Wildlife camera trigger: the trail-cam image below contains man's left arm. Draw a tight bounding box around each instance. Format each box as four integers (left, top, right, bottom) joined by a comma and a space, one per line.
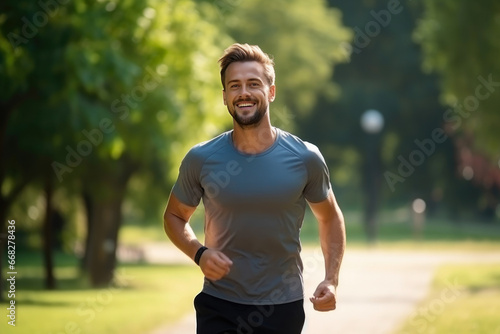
307, 188, 346, 312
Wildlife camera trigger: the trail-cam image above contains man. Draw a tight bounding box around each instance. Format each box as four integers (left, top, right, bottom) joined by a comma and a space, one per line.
164, 43, 346, 334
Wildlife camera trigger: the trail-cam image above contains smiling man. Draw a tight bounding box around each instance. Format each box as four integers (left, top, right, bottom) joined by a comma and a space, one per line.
164, 43, 346, 334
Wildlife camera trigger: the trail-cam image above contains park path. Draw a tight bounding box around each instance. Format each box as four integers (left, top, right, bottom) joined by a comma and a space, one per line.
130, 244, 500, 334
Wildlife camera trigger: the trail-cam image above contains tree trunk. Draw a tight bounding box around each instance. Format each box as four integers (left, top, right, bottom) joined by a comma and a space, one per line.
362, 133, 383, 243
0, 90, 36, 300
80, 191, 94, 272
80, 156, 136, 287
43, 175, 56, 290
84, 163, 135, 287
85, 189, 126, 287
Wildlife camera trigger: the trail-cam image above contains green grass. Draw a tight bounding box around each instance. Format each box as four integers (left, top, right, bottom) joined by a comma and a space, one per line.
395, 264, 500, 334
1, 251, 201, 334
342, 217, 500, 251
120, 224, 171, 245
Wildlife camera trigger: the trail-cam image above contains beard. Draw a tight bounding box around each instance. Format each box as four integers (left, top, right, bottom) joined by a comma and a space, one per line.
229, 99, 268, 128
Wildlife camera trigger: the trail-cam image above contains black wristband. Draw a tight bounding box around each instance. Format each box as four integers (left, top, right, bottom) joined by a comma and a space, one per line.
194, 246, 208, 265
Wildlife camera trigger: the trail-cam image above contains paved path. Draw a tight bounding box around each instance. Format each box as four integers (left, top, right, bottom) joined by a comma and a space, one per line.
134, 244, 500, 334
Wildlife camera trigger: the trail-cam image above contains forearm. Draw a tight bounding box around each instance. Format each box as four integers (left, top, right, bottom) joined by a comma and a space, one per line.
164, 209, 233, 280
164, 212, 203, 261
318, 214, 346, 287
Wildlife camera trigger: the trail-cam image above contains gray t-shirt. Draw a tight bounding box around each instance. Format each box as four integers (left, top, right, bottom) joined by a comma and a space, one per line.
172, 128, 331, 305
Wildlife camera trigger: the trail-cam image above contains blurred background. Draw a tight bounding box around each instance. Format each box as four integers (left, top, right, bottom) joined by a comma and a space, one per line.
1, 0, 500, 333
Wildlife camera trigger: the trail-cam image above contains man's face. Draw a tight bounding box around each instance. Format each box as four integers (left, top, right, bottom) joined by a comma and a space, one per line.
223, 61, 275, 128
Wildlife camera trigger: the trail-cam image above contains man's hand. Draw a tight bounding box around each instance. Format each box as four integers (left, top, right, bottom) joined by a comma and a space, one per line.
199, 249, 233, 281
310, 280, 337, 312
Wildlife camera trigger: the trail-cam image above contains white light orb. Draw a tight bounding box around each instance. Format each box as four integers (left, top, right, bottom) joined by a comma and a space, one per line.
361, 109, 384, 134
412, 198, 426, 214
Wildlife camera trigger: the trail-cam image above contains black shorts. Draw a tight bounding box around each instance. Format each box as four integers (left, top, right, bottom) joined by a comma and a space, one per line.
194, 292, 305, 334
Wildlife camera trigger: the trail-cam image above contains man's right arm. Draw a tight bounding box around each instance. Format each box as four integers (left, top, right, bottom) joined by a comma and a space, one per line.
163, 192, 202, 260
163, 192, 232, 280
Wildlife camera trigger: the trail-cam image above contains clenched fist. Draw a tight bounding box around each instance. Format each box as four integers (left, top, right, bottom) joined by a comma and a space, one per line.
199, 249, 233, 281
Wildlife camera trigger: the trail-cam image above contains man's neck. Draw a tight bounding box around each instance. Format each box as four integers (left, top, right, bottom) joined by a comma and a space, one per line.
231, 121, 277, 155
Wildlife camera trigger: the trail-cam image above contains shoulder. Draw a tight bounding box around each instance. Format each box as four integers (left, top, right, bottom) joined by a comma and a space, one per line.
278, 129, 325, 162
182, 131, 231, 166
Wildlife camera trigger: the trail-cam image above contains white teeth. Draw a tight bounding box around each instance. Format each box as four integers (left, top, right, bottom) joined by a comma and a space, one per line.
238, 103, 254, 107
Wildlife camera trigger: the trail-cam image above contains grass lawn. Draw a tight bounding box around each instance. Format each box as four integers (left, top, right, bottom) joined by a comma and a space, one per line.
395, 263, 500, 334
0, 251, 201, 334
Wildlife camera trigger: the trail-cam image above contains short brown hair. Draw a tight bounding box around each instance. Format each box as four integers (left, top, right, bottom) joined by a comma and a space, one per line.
218, 43, 275, 90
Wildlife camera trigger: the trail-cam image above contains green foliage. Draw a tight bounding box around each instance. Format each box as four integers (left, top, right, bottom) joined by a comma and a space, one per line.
1, 0, 233, 222
415, 0, 500, 156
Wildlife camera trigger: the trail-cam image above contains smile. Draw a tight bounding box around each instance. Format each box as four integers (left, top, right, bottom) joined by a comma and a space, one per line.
236, 102, 256, 108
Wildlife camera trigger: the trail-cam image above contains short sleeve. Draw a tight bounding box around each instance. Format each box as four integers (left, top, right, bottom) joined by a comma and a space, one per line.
171, 148, 204, 207
303, 143, 331, 203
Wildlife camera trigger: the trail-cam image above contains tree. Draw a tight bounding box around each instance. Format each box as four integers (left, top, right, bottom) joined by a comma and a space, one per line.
1, 0, 231, 288
414, 1, 500, 219
415, 0, 500, 158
